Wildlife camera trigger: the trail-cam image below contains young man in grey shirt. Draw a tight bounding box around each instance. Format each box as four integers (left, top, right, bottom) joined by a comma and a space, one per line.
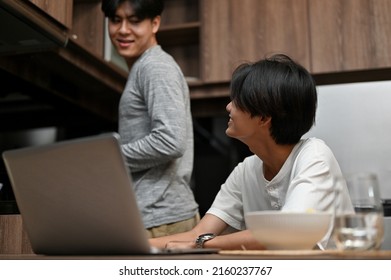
102, 0, 199, 236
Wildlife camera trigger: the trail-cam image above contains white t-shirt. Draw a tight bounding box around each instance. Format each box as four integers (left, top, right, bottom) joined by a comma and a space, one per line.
207, 138, 353, 230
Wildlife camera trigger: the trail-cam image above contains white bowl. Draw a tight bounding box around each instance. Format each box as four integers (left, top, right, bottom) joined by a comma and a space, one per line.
245, 211, 332, 250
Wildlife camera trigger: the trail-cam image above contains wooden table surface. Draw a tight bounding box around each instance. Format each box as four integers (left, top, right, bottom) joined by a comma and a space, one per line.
1, 250, 391, 260
2, 215, 391, 260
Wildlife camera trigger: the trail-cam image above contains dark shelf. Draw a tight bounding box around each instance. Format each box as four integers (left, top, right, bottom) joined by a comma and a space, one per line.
157, 22, 200, 47
313, 68, 391, 86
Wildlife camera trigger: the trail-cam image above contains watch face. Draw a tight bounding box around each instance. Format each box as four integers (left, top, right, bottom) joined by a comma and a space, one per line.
196, 233, 216, 248
200, 233, 215, 239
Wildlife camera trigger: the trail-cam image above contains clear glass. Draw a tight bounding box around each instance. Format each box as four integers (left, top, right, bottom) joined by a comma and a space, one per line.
332, 172, 384, 250
333, 173, 384, 250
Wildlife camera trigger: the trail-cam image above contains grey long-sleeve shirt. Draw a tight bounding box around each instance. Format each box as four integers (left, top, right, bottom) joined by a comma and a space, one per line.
118, 45, 198, 228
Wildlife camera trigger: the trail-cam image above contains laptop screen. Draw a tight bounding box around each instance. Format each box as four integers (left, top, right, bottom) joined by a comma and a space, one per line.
2, 133, 151, 255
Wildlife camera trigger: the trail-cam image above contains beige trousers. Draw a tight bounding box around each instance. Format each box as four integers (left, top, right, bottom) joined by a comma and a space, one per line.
146, 213, 200, 238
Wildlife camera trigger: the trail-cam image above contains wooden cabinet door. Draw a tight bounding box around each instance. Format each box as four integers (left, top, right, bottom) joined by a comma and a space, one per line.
72, 1, 105, 57
309, 0, 391, 74
29, 0, 73, 28
200, 0, 310, 82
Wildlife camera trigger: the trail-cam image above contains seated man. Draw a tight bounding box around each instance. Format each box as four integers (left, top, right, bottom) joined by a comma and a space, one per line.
150, 54, 353, 250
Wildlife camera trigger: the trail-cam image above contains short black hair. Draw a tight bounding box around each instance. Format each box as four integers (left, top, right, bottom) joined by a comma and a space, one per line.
230, 54, 317, 145
101, 0, 164, 19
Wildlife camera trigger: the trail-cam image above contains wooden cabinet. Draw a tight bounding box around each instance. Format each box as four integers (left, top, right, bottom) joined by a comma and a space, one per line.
3, 0, 391, 120
29, 0, 73, 28
158, 0, 201, 81
159, 0, 391, 85
309, 0, 391, 74
159, 0, 310, 83
12, 0, 391, 83
0, 0, 126, 123
71, 0, 105, 57
28, 0, 105, 57
201, 0, 310, 82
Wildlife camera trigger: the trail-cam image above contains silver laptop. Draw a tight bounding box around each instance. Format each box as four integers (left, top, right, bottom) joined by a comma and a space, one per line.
2, 133, 216, 255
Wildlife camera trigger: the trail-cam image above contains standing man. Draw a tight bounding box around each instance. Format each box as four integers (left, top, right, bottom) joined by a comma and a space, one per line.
101, 0, 199, 237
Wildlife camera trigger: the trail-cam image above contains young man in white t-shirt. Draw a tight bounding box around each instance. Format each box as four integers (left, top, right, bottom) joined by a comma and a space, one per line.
150, 54, 353, 250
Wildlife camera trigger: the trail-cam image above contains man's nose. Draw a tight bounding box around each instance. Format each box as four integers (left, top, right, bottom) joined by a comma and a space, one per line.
226, 101, 232, 112
119, 21, 131, 33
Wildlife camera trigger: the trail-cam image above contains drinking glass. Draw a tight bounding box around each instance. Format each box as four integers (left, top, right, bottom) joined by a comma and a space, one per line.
332, 172, 384, 250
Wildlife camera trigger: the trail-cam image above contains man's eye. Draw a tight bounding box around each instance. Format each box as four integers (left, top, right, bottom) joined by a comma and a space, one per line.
129, 18, 142, 24
110, 17, 121, 23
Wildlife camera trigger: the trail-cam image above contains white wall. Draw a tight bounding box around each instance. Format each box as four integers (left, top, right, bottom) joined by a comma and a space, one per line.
304, 81, 391, 199
103, 19, 128, 71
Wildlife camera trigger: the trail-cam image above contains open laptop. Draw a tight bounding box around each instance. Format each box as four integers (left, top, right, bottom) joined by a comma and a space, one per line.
2, 132, 217, 255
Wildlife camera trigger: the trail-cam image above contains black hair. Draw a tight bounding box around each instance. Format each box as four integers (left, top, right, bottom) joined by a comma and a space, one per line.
101, 0, 164, 19
230, 54, 317, 145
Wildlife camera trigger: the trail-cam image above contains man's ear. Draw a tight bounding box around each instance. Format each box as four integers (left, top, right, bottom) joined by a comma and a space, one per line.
152, 16, 161, 34
258, 116, 272, 127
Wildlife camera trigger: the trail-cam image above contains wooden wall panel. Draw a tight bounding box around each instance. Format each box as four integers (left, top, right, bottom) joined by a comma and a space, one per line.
309, 0, 391, 73
201, 0, 310, 82
0, 215, 34, 254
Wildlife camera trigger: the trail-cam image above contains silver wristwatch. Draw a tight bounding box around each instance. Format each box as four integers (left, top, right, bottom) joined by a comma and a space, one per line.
195, 233, 216, 248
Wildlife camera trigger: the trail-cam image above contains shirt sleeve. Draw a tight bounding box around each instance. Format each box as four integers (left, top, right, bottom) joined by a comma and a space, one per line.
282, 141, 341, 212
207, 160, 248, 230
